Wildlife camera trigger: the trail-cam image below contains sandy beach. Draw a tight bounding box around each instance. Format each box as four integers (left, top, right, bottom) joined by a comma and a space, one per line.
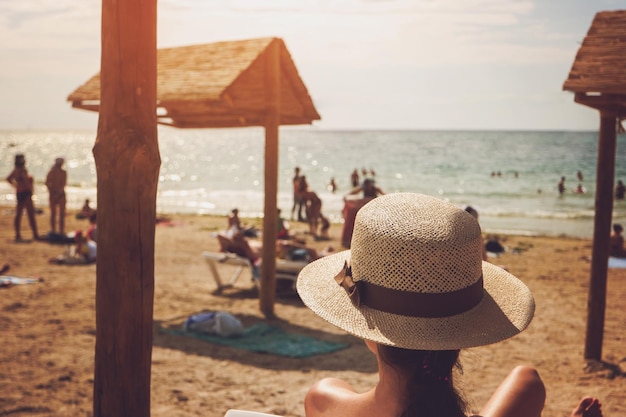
0, 206, 625, 417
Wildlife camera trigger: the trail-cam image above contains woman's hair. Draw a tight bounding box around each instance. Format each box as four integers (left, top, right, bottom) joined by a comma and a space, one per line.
377, 345, 468, 417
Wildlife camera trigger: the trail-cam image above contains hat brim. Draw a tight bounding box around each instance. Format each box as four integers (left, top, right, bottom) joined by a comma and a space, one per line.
296, 249, 535, 350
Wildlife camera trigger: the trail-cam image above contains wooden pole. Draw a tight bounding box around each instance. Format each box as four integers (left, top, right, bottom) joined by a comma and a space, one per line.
93, 0, 159, 416
260, 39, 280, 318
584, 112, 617, 361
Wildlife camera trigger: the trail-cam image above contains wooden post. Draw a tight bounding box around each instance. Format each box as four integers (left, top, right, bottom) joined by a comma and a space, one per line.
584, 112, 617, 361
260, 39, 280, 318
93, 1, 159, 416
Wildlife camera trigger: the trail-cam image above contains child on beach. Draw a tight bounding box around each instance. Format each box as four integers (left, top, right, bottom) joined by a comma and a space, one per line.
296, 193, 603, 417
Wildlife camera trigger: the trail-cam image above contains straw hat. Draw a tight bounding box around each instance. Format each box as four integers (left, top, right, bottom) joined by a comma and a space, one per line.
296, 193, 535, 350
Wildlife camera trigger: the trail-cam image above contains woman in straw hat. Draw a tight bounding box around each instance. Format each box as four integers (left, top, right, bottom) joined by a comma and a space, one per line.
296, 193, 602, 417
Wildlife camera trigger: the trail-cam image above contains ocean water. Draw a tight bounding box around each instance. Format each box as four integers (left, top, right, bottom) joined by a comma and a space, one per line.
2, 128, 626, 239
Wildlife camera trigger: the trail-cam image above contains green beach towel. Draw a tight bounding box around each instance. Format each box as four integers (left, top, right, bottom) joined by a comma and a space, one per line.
161, 323, 349, 358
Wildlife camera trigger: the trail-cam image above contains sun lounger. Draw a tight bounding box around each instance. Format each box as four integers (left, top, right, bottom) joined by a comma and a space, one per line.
202, 251, 307, 292
202, 251, 253, 290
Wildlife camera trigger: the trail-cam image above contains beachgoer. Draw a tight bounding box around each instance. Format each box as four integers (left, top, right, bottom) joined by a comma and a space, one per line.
277, 240, 334, 262
217, 231, 260, 263
277, 208, 291, 240
328, 177, 337, 194
464, 205, 489, 261
319, 213, 330, 240
77, 198, 95, 219
6, 153, 40, 241
296, 192, 603, 417
302, 190, 322, 238
577, 170, 584, 181
86, 212, 98, 242
350, 169, 360, 188
616, 180, 625, 200
291, 167, 306, 222
558, 176, 566, 195
296, 175, 309, 222
610, 223, 626, 258
346, 178, 384, 199
227, 208, 257, 238
45, 157, 67, 234
574, 183, 587, 194
49, 230, 97, 265
228, 208, 242, 232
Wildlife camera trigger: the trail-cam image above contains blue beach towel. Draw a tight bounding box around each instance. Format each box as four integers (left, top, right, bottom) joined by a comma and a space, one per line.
161, 322, 349, 358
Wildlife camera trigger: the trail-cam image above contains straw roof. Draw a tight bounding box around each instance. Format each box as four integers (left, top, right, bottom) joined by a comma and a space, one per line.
67, 37, 321, 128
563, 10, 626, 114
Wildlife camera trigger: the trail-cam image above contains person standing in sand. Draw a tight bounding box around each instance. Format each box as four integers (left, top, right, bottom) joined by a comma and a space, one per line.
45, 157, 67, 235
6, 153, 40, 242
302, 189, 322, 238
291, 167, 306, 222
297, 192, 603, 417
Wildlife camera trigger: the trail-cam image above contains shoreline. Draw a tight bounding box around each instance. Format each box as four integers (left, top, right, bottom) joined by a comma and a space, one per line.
0, 201, 596, 242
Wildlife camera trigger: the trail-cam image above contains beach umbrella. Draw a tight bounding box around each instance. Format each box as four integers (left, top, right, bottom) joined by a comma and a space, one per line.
68, 7, 320, 416
562, 9, 626, 362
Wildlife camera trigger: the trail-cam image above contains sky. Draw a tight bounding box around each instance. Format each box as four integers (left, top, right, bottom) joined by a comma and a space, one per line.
0, 0, 623, 131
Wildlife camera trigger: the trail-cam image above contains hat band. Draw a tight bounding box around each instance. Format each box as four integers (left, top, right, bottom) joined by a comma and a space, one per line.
335, 262, 484, 318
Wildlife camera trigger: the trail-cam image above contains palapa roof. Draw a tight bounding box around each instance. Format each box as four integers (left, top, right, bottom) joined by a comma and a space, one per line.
67, 37, 321, 128
563, 10, 626, 115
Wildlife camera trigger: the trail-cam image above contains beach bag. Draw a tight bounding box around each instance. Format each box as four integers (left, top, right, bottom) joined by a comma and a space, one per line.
183, 311, 244, 337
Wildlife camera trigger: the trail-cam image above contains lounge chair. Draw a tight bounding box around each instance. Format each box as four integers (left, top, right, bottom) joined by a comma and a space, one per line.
202, 251, 307, 292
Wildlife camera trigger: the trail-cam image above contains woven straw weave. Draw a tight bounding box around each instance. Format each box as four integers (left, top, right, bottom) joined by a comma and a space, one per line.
296, 193, 535, 350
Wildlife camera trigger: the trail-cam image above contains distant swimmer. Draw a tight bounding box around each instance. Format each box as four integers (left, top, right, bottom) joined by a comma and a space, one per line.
558, 176, 566, 195
574, 183, 587, 194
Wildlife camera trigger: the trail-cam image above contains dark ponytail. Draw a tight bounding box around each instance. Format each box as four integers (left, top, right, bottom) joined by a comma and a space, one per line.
377, 346, 467, 417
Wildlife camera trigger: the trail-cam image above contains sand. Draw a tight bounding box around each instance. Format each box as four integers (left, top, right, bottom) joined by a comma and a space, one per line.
0, 207, 625, 417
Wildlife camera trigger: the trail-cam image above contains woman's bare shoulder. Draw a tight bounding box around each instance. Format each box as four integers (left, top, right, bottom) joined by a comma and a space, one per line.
304, 378, 359, 417
308, 377, 357, 399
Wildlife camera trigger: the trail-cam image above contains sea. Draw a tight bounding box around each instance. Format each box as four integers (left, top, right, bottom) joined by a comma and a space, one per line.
2, 128, 626, 239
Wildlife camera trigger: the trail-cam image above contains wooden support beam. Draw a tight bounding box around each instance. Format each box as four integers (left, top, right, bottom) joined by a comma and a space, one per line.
93, 0, 159, 416
260, 39, 280, 318
584, 112, 617, 361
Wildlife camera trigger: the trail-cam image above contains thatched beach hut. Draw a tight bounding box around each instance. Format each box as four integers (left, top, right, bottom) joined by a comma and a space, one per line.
69, 37, 320, 128
68, 24, 319, 416
563, 9, 626, 361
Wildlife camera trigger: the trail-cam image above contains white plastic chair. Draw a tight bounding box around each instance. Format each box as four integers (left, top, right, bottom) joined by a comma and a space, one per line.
224, 410, 283, 417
